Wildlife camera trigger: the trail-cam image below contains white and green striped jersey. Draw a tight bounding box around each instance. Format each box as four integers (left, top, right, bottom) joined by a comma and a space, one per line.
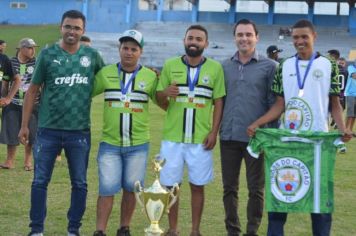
272, 53, 339, 131
248, 128, 341, 213
157, 56, 225, 144
93, 63, 158, 147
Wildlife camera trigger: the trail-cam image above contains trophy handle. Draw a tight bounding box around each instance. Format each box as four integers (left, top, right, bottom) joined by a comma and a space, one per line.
134, 181, 144, 208
167, 183, 180, 213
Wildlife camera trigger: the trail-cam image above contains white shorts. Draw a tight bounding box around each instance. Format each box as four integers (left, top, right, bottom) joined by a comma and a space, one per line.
158, 140, 213, 186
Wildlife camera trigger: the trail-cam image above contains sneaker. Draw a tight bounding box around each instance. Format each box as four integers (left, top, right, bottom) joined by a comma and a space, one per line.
117, 226, 131, 236
93, 230, 106, 236
68, 231, 80, 236
28, 233, 43, 236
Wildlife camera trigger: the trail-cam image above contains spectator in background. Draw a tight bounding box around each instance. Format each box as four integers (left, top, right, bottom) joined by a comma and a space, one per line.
345, 60, 356, 136
80, 35, 91, 46
0, 38, 39, 171
0, 40, 7, 54
0, 39, 9, 98
267, 45, 283, 63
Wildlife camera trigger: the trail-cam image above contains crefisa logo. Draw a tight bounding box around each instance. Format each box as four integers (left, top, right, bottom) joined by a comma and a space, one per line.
270, 157, 311, 203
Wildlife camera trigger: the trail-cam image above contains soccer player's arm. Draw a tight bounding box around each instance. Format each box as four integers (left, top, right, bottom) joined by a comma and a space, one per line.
150, 70, 168, 111
204, 64, 225, 150
18, 52, 44, 145
330, 62, 352, 142
156, 62, 179, 107
247, 64, 285, 137
92, 67, 106, 97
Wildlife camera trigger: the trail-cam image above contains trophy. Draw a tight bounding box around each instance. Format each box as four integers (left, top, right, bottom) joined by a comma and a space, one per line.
135, 158, 179, 236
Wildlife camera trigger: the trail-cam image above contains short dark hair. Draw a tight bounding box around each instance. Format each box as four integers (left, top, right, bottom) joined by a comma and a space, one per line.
185, 24, 209, 40
61, 10, 86, 28
80, 35, 91, 43
233, 19, 258, 36
328, 49, 340, 59
292, 19, 315, 33
0, 40, 5, 45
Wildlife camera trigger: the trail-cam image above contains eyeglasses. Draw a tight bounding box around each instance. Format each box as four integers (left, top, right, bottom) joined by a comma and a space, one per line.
62, 24, 83, 32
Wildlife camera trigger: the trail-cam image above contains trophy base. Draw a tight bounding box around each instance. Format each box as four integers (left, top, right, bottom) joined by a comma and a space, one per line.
144, 225, 164, 236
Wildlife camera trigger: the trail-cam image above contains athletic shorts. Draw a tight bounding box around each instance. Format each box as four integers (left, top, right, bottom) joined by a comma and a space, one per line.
97, 142, 149, 196
158, 140, 213, 186
346, 96, 356, 117
0, 103, 38, 145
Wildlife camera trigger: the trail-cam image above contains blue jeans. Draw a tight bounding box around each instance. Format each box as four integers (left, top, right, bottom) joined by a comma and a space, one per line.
97, 142, 149, 195
29, 128, 91, 233
267, 212, 332, 236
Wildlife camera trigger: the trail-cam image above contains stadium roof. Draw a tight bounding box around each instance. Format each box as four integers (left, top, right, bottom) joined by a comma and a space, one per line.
222, 0, 355, 3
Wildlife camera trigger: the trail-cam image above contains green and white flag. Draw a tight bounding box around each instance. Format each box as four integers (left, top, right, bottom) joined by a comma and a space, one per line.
247, 128, 341, 213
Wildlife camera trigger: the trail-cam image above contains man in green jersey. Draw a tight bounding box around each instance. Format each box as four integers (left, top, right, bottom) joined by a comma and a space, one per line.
156, 25, 225, 236
18, 10, 105, 236
92, 30, 160, 236
247, 19, 352, 236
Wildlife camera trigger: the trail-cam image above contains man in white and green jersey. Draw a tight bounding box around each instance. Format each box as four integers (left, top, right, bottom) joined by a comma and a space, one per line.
92, 30, 160, 236
18, 10, 104, 236
247, 20, 352, 236
0, 38, 39, 171
156, 25, 225, 236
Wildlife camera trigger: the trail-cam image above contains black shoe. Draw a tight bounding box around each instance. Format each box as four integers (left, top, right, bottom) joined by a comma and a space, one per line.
117, 226, 131, 236
93, 230, 106, 236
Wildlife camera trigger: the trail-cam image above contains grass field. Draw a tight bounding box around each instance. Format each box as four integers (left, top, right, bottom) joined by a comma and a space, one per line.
0, 25, 356, 236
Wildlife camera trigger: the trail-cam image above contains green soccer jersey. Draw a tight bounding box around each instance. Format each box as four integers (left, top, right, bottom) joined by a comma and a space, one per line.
32, 44, 104, 130
157, 56, 225, 144
93, 64, 158, 147
248, 128, 341, 213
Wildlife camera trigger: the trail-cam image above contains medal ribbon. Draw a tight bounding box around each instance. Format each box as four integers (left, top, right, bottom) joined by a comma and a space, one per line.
117, 63, 140, 96
185, 57, 204, 92
295, 52, 317, 91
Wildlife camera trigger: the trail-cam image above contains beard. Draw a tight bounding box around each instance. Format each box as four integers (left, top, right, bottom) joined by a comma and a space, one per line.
185, 45, 204, 57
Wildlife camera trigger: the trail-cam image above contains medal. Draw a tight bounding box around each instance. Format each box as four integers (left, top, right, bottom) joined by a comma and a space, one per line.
295, 52, 317, 98
298, 89, 304, 97
117, 63, 140, 102
186, 56, 203, 101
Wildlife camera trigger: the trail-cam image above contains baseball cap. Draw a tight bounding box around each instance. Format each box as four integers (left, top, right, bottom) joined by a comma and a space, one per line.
17, 38, 38, 48
267, 45, 282, 54
119, 29, 144, 48
327, 49, 340, 59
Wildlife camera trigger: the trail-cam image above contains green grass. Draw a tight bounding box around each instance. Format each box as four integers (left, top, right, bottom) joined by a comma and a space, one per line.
0, 25, 60, 57
0, 25, 356, 236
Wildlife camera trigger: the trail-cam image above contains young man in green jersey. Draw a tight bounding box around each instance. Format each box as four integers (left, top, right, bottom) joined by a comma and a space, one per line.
18, 10, 105, 236
92, 30, 160, 236
247, 19, 352, 236
156, 25, 226, 236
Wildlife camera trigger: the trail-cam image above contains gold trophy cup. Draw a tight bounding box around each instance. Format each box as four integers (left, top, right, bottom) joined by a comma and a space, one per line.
135, 158, 179, 236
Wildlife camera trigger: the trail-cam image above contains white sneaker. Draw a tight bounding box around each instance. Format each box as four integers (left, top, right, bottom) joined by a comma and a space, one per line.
68, 232, 79, 236
29, 233, 43, 236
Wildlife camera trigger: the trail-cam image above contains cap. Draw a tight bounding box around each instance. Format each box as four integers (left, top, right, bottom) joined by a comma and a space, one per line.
119, 30, 144, 48
17, 38, 38, 49
327, 49, 340, 59
267, 45, 282, 54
